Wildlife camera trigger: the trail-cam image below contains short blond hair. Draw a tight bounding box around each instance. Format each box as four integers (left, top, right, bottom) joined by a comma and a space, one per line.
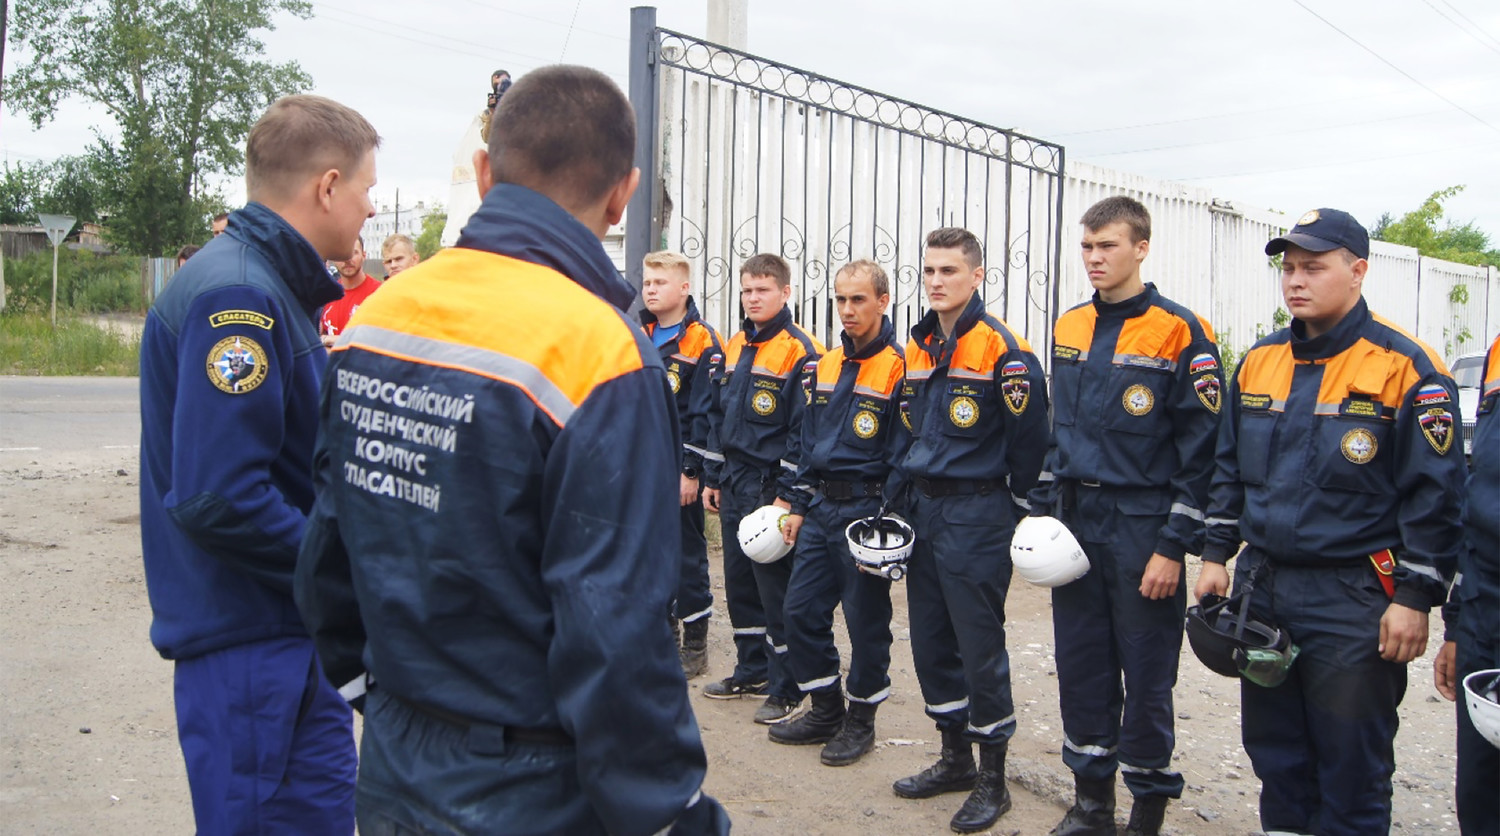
246, 95, 381, 203
643, 250, 690, 279
382, 233, 415, 256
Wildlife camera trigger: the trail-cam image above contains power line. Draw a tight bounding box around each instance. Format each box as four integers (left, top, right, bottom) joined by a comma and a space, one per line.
315, 1, 556, 67
1291, 0, 1500, 135
1438, 0, 1500, 50
1174, 137, 1500, 181
451, 0, 627, 43
559, 0, 584, 60
1420, 0, 1500, 58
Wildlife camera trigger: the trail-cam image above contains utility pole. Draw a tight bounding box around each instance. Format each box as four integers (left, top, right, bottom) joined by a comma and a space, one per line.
707, 0, 747, 48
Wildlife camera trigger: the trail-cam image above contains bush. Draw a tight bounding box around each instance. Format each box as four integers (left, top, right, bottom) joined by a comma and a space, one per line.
2, 248, 145, 316
0, 314, 140, 375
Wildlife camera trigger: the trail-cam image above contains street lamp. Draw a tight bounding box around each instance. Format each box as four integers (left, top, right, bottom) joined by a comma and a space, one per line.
37, 214, 75, 327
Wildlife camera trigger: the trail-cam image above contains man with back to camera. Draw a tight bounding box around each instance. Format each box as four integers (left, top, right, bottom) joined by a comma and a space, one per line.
702, 252, 824, 725
138, 94, 378, 833
640, 249, 725, 678
294, 65, 729, 835
1028, 196, 1223, 836
380, 233, 421, 278
1195, 209, 1466, 835
770, 259, 905, 767
1435, 330, 1499, 835
319, 236, 380, 346
891, 227, 1050, 834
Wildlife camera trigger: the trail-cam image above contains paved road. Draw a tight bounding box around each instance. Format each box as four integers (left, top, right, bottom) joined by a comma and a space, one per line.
0, 376, 140, 454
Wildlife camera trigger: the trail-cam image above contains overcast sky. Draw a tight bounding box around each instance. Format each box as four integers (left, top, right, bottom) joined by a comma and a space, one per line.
4, 0, 1499, 242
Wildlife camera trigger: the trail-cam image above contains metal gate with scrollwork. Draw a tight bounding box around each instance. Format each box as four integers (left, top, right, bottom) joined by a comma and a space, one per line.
624, 8, 1067, 351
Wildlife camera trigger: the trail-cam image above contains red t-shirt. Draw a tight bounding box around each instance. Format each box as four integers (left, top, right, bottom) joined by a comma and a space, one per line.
319, 275, 382, 337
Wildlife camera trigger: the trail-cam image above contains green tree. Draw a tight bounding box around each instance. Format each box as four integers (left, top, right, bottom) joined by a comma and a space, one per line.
6, 0, 313, 255
0, 156, 111, 227
1373, 186, 1500, 267
416, 208, 447, 260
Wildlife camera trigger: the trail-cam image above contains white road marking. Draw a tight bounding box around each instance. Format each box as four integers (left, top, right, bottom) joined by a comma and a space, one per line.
100, 445, 139, 449
0, 447, 42, 451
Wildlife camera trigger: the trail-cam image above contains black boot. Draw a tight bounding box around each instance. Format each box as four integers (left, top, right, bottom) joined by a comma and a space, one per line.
892, 727, 976, 799
679, 618, 708, 679
949, 742, 1012, 833
1124, 795, 1168, 836
768, 687, 844, 744
821, 701, 877, 766
1049, 775, 1116, 836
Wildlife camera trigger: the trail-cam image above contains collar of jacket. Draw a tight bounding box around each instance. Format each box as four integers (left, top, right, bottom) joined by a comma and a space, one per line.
743, 305, 793, 344
841, 316, 897, 360
912, 291, 985, 350
228, 202, 344, 312
456, 183, 635, 312
639, 295, 704, 331
1290, 296, 1369, 360
1093, 282, 1157, 319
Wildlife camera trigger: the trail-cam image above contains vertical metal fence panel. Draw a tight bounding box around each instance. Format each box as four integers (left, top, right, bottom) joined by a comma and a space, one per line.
1365, 242, 1422, 340
649, 29, 1066, 351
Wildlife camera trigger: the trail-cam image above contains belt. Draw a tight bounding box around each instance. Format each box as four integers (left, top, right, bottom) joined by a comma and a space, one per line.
397, 695, 573, 747
819, 479, 883, 500
914, 477, 1004, 498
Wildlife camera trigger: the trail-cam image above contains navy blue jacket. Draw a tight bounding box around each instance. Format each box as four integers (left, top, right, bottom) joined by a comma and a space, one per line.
295, 184, 722, 835
138, 202, 342, 660
1203, 299, 1465, 610
1444, 333, 1500, 642
642, 297, 724, 476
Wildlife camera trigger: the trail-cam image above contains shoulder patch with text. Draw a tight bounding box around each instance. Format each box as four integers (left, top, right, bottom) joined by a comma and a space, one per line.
208, 310, 274, 330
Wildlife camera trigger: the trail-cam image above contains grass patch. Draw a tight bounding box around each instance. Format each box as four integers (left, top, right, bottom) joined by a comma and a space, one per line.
0, 315, 140, 376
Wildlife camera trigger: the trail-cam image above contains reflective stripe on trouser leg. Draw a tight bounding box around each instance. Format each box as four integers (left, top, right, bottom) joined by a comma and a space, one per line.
674, 495, 713, 622
783, 508, 843, 694
906, 494, 1017, 740
1239, 560, 1403, 836
826, 499, 894, 704
750, 552, 797, 701
716, 476, 769, 684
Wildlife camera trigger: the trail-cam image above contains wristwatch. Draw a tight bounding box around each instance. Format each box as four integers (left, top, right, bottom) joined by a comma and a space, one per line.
682, 465, 700, 479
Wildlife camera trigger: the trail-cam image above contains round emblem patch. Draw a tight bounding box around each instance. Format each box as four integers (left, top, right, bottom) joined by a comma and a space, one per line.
1341, 427, 1378, 464
206, 336, 269, 394
1122, 384, 1154, 416
752, 390, 777, 416
1296, 209, 1321, 227
949, 396, 979, 428
667, 370, 681, 394
852, 409, 879, 439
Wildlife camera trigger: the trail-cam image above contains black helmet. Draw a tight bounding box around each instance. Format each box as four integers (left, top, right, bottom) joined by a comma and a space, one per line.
1186, 593, 1299, 687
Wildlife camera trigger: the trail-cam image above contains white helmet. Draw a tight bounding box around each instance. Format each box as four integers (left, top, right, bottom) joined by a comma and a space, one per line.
739, 505, 793, 564
845, 514, 915, 581
1464, 669, 1500, 750
1010, 515, 1090, 587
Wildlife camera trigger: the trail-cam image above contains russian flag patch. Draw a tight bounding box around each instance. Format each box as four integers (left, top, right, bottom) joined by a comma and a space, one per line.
1189, 353, 1218, 374
1414, 384, 1450, 406
1001, 360, 1028, 377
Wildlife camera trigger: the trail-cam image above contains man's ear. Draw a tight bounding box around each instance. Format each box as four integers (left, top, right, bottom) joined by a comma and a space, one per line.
474, 149, 494, 198
317, 169, 340, 211
604, 167, 641, 227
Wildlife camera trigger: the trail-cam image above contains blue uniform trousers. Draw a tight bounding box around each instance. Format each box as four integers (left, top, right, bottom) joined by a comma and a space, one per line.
718, 458, 797, 700
783, 497, 894, 702
173, 636, 355, 835
355, 689, 732, 836
1455, 591, 1500, 836
906, 491, 1017, 741
1053, 485, 1185, 798
1235, 553, 1406, 836
674, 494, 714, 624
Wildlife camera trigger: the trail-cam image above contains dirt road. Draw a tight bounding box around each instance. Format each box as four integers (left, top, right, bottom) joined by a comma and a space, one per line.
0, 440, 1464, 834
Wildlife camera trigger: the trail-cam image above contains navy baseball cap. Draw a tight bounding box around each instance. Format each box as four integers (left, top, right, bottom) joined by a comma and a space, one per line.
1265, 208, 1369, 260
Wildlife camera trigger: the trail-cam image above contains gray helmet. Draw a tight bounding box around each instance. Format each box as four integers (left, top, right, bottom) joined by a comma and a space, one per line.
1186, 593, 1299, 687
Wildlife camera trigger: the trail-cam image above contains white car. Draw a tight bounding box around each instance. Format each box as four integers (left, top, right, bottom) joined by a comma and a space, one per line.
1452, 351, 1484, 458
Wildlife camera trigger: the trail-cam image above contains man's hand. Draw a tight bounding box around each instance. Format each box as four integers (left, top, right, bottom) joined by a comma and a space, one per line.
782, 514, 803, 546
703, 488, 720, 513
1434, 640, 1458, 701
1378, 602, 1429, 663
772, 497, 791, 511
1194, 561, 1230, 601
679, 475, 700, 507
1139, 553, 1181, 600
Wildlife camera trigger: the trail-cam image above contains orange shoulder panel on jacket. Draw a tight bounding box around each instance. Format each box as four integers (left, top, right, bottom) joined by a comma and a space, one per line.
679, 321, 719, 358
854, 347, 905, 398
1369, 313, 1450, 375
339, 248, 644, 411
1316, 339, 1415, 413
816, 347, 847, 387
1487, 334, 1500, 395
1053, 305, 1098, 351
1237, 341, 1295, 407
1114, 305, 1195, 364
